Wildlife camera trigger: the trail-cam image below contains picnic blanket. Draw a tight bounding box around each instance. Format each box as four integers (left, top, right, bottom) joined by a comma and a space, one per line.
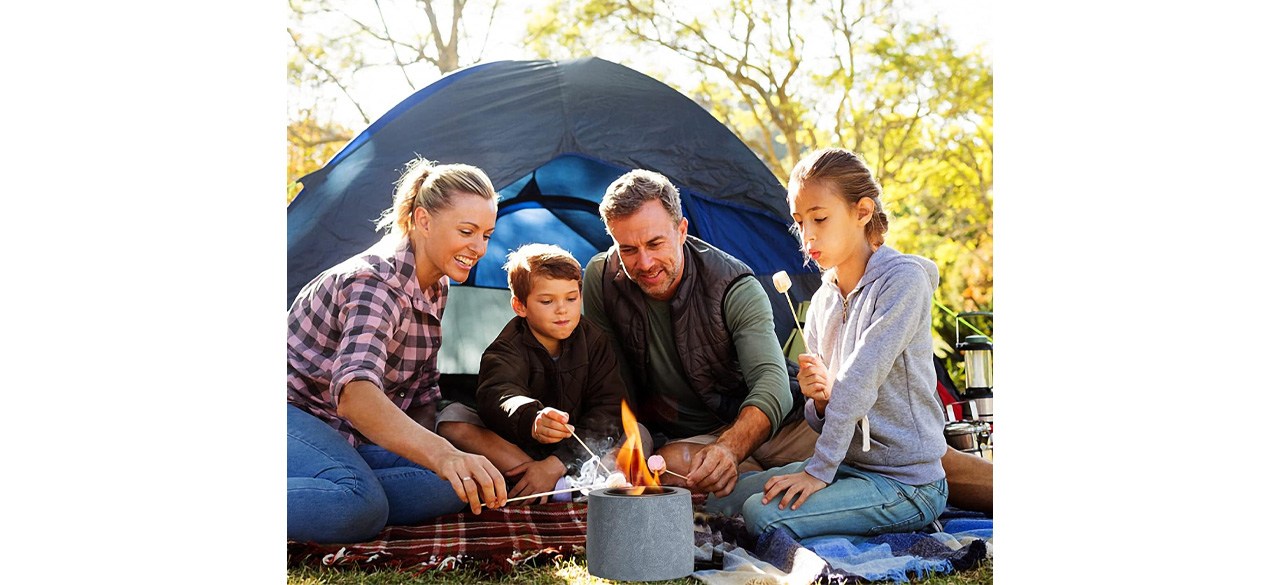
284, 499, 748, 575
287, 502, 588, 575
691, 509, 992, 584
288, 498, 992, 582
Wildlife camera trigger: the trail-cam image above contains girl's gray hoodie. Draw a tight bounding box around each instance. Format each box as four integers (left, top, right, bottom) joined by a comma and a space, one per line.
802, 245, 947, 486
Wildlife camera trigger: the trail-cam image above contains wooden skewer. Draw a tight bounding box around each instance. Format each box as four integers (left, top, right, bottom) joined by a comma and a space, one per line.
570, 430, 613, 476
659, 468, 690, 481
482, 486, 585, 507
772, 271, 807, 353
782, 289, 808, 353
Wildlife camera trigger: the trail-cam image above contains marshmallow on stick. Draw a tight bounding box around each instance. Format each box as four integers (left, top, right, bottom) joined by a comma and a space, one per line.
771, 271, 807, 353
774, 271, 870, 451
604, 472, 631, 488
647, 454, 690, 481
491, 471, 633, 507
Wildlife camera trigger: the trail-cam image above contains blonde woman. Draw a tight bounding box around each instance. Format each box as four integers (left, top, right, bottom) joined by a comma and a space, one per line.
287, 158, 507, 543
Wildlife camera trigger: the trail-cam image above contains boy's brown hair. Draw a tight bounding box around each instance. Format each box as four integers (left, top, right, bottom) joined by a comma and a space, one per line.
502, 243, 582, 302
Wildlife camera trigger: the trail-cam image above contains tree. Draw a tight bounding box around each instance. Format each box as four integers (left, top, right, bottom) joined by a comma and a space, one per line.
526, 0, 992, 384
286, 0, 506, 201
287, 115, 351, 204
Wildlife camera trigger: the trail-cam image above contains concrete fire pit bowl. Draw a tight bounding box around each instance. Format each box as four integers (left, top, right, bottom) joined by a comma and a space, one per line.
586, 486, 694, 581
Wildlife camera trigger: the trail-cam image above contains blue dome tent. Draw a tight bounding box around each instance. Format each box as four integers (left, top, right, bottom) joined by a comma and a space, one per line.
288, 57, 821, 377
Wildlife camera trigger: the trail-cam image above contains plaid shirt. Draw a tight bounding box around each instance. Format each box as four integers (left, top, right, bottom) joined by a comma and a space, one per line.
287, 235, 448, 446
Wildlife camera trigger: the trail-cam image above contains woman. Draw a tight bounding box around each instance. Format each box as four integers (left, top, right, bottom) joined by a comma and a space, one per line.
287, 158, 508, 544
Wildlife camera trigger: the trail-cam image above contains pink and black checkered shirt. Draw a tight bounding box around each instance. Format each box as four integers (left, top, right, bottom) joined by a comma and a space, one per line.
287, 235, 448, 446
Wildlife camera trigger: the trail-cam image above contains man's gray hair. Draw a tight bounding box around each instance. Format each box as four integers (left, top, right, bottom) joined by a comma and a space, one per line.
599, 169, 683, 227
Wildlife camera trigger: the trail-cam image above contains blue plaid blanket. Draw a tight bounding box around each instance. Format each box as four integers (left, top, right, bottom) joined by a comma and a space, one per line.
692, 509, 991, 584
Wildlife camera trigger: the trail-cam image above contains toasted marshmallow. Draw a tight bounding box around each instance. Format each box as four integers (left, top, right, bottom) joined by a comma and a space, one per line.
647, 454, 667, 474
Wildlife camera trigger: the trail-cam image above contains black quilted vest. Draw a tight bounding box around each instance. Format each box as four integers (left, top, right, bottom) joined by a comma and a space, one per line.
600, 236, 755, 425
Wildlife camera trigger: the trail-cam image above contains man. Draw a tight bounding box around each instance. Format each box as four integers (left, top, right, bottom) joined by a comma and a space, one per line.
582, 169, 818, 498
583, 169, 992, 514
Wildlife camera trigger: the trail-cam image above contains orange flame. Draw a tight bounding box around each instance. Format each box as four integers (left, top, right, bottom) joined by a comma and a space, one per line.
616, 400, 660, 494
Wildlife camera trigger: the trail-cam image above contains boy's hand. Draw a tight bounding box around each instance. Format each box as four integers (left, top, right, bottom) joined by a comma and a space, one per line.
532, 407, 574, 444
797, 353, 831, 415
505, 457, 566, 503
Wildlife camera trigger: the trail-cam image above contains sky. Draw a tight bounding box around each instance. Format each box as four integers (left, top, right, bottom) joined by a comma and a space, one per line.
6, 1, 1280, 582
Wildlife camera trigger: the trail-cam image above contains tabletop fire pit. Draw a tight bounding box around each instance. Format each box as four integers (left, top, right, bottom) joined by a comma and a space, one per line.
585, 485, 694, 581
585, 401, 696, 581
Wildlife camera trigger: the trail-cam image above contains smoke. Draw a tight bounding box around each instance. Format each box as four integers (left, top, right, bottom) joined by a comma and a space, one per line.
566, 456, 608, 495
565, 435, 629, 494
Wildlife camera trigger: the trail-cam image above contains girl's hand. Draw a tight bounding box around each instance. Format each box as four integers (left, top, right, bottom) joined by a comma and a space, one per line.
761, 471, 829, 511
505, 457, 566, 504
532, 407, 574, 444
797, 353, 830, 412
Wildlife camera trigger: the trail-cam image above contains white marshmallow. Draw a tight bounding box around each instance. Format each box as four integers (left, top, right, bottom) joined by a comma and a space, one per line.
604, 472, 631, 488
772, 271, 792, 293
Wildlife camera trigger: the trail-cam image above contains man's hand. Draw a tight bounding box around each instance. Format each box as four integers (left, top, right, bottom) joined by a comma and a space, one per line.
532, 407, 574, 444
682, 406, 773, 497
761, 470, 829, 511
505, 457, 566, 503
685, 443, 740, 497
797, 353, 831, 415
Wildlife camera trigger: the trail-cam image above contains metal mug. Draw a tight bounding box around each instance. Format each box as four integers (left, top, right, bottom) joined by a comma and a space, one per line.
944, 420, 989, 453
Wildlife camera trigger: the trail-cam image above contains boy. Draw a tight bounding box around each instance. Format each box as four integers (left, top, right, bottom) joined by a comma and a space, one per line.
438, 244, 626, 502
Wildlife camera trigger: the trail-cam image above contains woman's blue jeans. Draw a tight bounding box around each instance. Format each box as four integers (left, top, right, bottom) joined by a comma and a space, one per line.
707, 460, 948, 539
287, 404, 464, 543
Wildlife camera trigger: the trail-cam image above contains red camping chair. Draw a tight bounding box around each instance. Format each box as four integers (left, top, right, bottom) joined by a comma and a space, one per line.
934, 356, 964, 422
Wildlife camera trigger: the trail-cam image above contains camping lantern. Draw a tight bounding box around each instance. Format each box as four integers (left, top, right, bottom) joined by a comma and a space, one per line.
958, 334, 993, 392
955, 312, 994, 425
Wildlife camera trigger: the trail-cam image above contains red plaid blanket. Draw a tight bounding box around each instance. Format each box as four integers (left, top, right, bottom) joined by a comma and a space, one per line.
287, 502, 589, 575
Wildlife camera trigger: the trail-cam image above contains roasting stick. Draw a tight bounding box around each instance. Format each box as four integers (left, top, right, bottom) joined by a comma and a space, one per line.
771, 272, 807, 353
482, 474, 633, 507
647, 454, 690, 481
482, 487, 585, 507
570, 430, 613, 476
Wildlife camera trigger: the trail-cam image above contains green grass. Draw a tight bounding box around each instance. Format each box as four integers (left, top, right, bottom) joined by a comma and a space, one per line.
286, 557, 992, 584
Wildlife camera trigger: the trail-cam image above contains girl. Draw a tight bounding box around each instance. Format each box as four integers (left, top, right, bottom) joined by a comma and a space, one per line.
711, 147, 948, 538
287, 158, 508, 544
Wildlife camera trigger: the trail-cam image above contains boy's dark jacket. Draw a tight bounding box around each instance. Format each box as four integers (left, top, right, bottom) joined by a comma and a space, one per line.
476, 316, 625, 470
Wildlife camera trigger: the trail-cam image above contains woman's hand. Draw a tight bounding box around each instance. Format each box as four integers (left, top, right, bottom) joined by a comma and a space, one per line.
505, 456, 567, 503
532, 407, 574, 444
436, 448, 509, 514
797, 353, 831, 415
761, 470, 829, 511
334, 381, 509, 513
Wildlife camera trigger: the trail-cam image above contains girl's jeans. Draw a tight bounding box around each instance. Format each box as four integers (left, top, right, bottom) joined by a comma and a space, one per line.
287, 404, 464, 543
708, 459, 948, 539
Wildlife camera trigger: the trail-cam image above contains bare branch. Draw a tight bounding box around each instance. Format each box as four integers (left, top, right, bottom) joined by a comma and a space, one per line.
471, 0, 502, 62
418, 0, 449, 67
288, 28, 371, 125
373, 0, 419, 91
